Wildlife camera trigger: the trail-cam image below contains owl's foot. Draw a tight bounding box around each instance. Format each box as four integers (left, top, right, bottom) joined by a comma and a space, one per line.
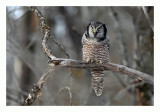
96, 60, 103, 64
86, 59, 104, 64
86, 59, 96, 63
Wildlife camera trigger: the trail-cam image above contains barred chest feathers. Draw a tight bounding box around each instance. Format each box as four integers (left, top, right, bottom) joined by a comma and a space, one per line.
82, 33, 110, 64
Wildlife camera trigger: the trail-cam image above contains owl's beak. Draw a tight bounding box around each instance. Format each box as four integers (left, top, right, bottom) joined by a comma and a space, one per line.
93, 30, 97, 34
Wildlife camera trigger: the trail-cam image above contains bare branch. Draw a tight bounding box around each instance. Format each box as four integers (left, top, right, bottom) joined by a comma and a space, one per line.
22, 57, 153, 105
48, 58, 153, 85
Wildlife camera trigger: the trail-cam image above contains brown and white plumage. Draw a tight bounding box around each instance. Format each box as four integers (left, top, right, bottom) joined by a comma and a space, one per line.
82, 21, 110, 96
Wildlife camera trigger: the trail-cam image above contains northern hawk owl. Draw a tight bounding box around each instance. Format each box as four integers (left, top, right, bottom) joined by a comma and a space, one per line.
82, 21, 110, 96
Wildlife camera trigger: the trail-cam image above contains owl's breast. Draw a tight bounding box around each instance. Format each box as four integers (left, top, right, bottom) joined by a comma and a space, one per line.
82, 40, 109, 63
82, 32, 109, 63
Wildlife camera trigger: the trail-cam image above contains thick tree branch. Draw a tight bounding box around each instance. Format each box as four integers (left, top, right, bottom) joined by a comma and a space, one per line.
48, 58, 153, 84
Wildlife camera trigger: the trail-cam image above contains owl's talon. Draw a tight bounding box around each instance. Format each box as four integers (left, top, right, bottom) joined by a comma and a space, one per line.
95, 60, 103, 64
90, 59, 95, 63
86, 59, 95, 63
86, 59, 90, 63
96, 60, 100, 63
99, 61, 103, 64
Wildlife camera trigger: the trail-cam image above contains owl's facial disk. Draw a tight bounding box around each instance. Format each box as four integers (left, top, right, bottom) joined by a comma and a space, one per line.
87, 21, 107, 41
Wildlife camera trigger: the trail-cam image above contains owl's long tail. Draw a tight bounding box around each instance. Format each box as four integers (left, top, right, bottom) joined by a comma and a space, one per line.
91, 68, 104, 96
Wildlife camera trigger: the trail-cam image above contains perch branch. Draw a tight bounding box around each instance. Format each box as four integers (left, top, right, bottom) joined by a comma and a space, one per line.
22, 57, 153, 105
22, 6, 153, 106
48, 58, 153, 84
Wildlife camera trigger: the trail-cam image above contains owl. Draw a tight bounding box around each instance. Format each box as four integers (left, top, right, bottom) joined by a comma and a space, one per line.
82, 21, 110, 96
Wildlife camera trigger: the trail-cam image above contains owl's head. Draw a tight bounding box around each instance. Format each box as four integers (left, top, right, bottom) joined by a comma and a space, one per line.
87, 21, 107, 41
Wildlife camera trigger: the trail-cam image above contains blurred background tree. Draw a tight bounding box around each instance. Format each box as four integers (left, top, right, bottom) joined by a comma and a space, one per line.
6, 6, 153, 106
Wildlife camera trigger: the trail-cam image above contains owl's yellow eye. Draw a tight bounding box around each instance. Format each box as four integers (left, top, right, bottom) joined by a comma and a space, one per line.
98, 28, 101, 31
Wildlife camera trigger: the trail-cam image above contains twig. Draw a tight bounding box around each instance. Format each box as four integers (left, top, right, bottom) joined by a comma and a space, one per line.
50, 35, 70, 59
